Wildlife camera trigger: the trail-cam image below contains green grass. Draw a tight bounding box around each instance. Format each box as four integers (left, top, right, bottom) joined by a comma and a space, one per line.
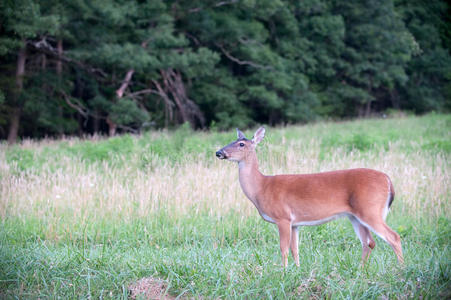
5, 113, 450, 171
1, 213, 449, 298
1, 113, 450, 298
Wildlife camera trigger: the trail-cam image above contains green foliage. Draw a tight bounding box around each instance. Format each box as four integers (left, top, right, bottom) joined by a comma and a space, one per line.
395, 0, 451, 113
421, 140, 451, 154
69, 135, 135, 163
0, 0, 449, 139
319, 133, 383, 160
5, 147, 35, 171
323, 133, 383, 152
109, 98, 149, 126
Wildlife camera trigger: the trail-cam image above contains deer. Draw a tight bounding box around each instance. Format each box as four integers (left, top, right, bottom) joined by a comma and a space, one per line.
215, 127, 403, 267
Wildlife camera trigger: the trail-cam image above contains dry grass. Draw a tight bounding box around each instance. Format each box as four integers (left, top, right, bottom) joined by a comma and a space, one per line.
128, 277, 174, 300
1, 137, 449, 226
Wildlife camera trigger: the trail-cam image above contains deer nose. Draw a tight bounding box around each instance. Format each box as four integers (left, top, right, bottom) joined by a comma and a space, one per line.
216, 150, 224, 159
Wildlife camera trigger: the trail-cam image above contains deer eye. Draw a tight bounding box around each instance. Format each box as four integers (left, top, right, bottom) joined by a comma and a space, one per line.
239, 142, 245, 147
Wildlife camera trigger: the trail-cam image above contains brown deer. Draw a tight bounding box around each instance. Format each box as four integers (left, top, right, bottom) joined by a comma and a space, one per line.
215, 127, 403, 267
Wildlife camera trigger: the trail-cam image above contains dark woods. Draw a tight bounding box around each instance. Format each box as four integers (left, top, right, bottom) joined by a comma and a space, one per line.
0, 0, 450, 142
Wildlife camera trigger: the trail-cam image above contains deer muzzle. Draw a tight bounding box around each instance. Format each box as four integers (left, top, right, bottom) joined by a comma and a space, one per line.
216, 150, 226, 159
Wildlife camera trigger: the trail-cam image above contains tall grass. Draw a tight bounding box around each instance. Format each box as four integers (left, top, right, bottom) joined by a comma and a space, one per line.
0, 114, 450, 298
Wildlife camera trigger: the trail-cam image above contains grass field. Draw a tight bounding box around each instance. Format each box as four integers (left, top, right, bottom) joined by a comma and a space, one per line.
1, 114, 450, 299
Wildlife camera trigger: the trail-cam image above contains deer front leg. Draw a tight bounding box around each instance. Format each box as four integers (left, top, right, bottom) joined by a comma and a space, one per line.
290, 226, 300, 267
277, 221, 292, 267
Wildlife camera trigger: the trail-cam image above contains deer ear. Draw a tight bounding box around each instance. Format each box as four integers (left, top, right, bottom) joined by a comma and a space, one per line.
236, 128, 246, 140
252, 127, 265, 145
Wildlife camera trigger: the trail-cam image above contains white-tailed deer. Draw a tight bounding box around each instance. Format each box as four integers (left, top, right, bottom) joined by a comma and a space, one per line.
215, 127, 403, 267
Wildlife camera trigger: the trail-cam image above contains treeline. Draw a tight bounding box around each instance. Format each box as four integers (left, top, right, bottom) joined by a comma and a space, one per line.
0, 0, 450, 142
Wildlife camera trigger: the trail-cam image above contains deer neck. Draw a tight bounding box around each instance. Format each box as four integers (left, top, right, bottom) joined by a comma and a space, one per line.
238, 151, 265, 207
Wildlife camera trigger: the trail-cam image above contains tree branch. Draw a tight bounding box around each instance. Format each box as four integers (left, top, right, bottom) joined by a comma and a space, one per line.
214, 0, 239, 7
60, 91, 89, 118
188, 0, 238, 13
27, 39, 107, 77
116, 123, 139, 134
216, 43, 273, 70
152, 79, 175, 126
127, 88, 161, 98
60, 90, 105, 124
116, 69, 135, 98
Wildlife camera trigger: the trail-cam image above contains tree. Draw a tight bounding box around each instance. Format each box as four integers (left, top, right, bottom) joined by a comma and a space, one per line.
329, 0, 414, 116
175, 0, 318, 126
0, 0, 449, 141
0, 0, 62, 142
70, 0, 219, 134
395, 0, 451, 112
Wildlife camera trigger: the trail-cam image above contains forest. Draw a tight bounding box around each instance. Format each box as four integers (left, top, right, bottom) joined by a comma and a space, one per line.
0, 0, 450, 142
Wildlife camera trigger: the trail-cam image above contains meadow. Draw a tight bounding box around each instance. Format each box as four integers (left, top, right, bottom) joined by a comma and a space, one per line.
0, 114, 450, 299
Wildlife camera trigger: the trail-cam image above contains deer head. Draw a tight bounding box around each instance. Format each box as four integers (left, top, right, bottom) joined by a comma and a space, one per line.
215, 127, 265, 162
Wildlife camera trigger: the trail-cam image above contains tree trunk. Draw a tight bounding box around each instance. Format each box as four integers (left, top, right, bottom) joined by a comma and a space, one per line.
162, 69, 190, 124
75, 73, 85, 135
106, 117, 117, 136
357, 104, 364, 117
56, 39, 64, 138
57, 39, 64, 136
159, 69, 204, 128
77, 113, 83, 136
7, 44, 27, 144
390, 89, 400, 110
41, 53, 47, 69
365, 100, 372, 117
56, 39, 63, 75
365, 78, 373, 117
93, 112, 100, 134
7, 108, 21, 144
106, 68, 135, 136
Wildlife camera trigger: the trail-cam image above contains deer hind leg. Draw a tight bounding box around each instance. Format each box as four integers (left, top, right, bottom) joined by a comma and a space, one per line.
290, 226, 300, 267
276, 221, 292, 267
349, 216, 376, 263
357, 216, 404, 264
